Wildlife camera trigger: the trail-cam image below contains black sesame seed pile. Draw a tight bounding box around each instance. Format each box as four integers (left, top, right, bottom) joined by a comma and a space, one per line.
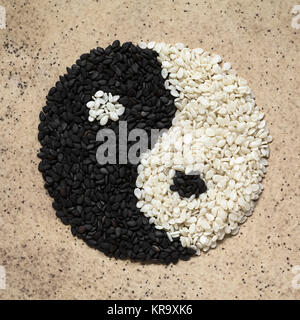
170, 171, 207, 199
37, 40, 195, 264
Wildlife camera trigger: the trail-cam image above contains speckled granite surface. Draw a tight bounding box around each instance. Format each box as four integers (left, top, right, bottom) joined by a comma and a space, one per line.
0, 0, 299, 300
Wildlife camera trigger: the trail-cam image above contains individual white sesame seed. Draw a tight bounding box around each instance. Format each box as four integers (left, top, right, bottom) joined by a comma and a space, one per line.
167, 232, 173, 242
95, 90, 104, 98
161, 68, 168, 79
86, 101, 95, 108
200, 220, 211, 230
231, 227, 240, 236
103, 93, 108, 102
223, 62, 232, 71
176, 68, 184, 79
170, 90, 180, 97
106, 102, 115, 112
100, 114, 109, 126
93, 99, 101, 108
235, 157, 244, 164
110, 112, 119, 121
134, 188, 142, 199
154, 42, 162, 53
95, 109, 104, 116
200, 235, 209, 245
116, 106, 125, 116
89, 109, 97, 117
206, 128, 215, 137
136, 201, 144, 209
212, 54, 222, 64
139, 41, 147, 49
217, 139, 226, 148
175, 42, 185, 50
250, 139, 262, 148
162, 61, 172, 68
183, 133, 193, 145
148, 41, 155, 49
98, 98, 107, 105
111, 95, 119, 103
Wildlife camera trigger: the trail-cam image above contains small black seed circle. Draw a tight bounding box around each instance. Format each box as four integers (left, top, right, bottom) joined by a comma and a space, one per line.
170, 170, 207, 199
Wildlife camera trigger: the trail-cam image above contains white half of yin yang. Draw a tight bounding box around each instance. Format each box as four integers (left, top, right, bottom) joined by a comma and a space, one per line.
134, 42, 272, 255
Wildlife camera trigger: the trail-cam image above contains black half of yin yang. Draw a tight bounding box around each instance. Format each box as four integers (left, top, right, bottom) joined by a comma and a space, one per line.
38, 41, 196, 264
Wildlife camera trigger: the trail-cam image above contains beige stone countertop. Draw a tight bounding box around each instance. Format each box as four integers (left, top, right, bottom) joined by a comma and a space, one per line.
0, 0, 299, 300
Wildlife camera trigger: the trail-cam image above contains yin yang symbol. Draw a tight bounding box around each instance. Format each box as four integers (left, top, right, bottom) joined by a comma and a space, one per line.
38, 40, 271, 264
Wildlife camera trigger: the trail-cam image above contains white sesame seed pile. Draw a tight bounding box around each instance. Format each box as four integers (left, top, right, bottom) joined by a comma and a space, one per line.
87, 90, 125, 126
135, 42, 272, 255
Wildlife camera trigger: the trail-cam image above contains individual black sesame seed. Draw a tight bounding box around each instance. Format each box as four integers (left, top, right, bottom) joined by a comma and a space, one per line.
112, 40, 120, 48
37, 41, 195, 264
39, 112, 46, 121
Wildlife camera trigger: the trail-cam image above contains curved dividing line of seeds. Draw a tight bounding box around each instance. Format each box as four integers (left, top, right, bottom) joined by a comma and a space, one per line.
135, 41, 272, 255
